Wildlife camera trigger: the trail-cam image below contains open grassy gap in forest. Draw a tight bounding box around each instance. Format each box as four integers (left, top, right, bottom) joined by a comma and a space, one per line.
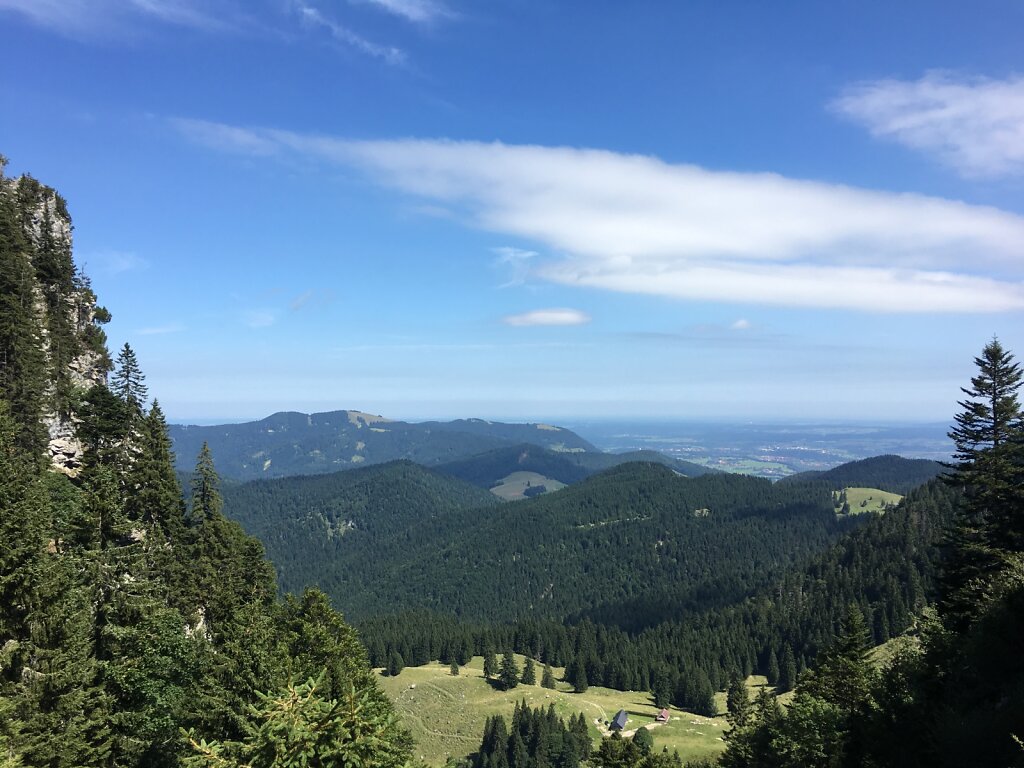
376, 655, 731, 765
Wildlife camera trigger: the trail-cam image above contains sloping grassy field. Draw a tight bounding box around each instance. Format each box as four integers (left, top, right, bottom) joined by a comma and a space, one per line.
835, 486, 903, 515
376, 655, 730, 765
490, 471, 567, 500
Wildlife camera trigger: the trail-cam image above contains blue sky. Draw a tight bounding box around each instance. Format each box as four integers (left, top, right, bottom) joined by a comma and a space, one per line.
3, 0, 1024, 423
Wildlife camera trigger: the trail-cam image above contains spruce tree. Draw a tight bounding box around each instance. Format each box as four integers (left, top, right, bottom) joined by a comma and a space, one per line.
541, 663, 555, 689
942, 338, 1024, 627
520, 657, 536, 686
483, 646, 497, 678
111, 342, 149, 415
802, 604, 874, 719
190, 442, 222, 525
778, 645, 798, 694
499, 652, 520, 691
726, 673, 751, 729
632, 725, 654, 755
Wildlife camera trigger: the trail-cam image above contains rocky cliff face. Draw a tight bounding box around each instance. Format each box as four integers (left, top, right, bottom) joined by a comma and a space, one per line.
0, 165, 111, 475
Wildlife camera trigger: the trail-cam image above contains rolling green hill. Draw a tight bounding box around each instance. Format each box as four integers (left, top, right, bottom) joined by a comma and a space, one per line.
434, 443, 711, 499
221, 460, 498, 595
222, 459, 855, 624
778, 454, 943, 494
170, 410, 597, 481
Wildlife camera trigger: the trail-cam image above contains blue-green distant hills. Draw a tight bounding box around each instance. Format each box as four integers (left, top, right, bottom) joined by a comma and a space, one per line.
169, 409, 598, 480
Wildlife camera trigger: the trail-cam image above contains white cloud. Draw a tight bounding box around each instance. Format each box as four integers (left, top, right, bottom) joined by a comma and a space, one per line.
0, 0, 402, 65
173, 122, 1024, 313
504, 309, 591, 327
85, 249, 149, 275
0, 0, 231, 37
492, 246, 537, 287
833, 71, 1024, 178
353, 0, 450, 24
170, 118, 281, 156
294, 2, 405, 64
731, 319, 751, 331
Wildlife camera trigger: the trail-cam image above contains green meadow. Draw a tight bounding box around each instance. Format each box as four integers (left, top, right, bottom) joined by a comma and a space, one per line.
836, 487, 903, 515
376, 655, 731, 765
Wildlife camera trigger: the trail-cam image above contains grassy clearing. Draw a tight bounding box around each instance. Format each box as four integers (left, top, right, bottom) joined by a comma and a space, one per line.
489, 471, 567, 501
376, 655, 729, 765
835, 487, 902, 515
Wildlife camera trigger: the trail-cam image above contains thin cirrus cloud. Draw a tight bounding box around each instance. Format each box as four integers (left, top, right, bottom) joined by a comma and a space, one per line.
293, 1, 405, 65
0, 0, 404, 65
0, 0, 235, 37
172, 118, 1024, 314
503, 309, 591, 327
492, 246, 538, 288
353, 0, 451, 24
833, 71, 1024, 178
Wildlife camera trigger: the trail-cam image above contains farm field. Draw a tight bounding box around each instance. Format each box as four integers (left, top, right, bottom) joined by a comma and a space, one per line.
376, 655, 731, 765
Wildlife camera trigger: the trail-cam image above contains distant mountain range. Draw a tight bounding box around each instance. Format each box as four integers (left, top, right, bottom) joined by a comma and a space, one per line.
169, 409, 598, 480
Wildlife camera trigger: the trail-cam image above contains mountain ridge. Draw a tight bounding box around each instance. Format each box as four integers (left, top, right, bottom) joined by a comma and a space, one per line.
169, 408, 598, 480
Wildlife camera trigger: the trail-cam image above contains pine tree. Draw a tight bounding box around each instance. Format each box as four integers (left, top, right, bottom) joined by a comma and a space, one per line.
802, 604, 875, 719
725, 673, 751, 729
520, 657, 536, 685
766, 649, 780, 687
778, 645, 798, 693
572, 662, 588, 694
942, 338, 1024, 627
450, 661, 460, 676
632, 725, 654, 755
651, 667, 672, 708
499, 652, 520, 691
190, 442, 222, 525
186, 676, 412, 768
483, 646, 497, 678
541, 663, 555, 689
386, 651, 404, 677
111, 343, 149, 415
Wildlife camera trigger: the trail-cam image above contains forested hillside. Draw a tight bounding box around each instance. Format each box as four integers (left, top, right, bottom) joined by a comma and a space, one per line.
435, 443, 711, 493
221, 460, 498, 595
357, 477, 956, 713
778, 454, 944, 494
223, 459, 864, 625
718, 339, 1024, 768
0, 160, 410, 768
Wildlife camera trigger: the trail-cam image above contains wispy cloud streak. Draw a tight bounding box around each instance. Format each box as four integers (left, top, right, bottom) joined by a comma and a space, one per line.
504, 309, 591, 327
172, 121, 1024, 313
833, 71, 1024, 178
294, 1, 405, 64
354, 0, 451, 24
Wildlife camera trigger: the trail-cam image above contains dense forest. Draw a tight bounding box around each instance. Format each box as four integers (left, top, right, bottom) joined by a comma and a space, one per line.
777, 455, 943, 495
0, 160, 411, 767
222, 460, 864, 623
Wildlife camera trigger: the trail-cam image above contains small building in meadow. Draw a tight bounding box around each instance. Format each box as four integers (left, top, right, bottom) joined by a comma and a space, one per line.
611, 710, 628, 731
656, 708, 670, 723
